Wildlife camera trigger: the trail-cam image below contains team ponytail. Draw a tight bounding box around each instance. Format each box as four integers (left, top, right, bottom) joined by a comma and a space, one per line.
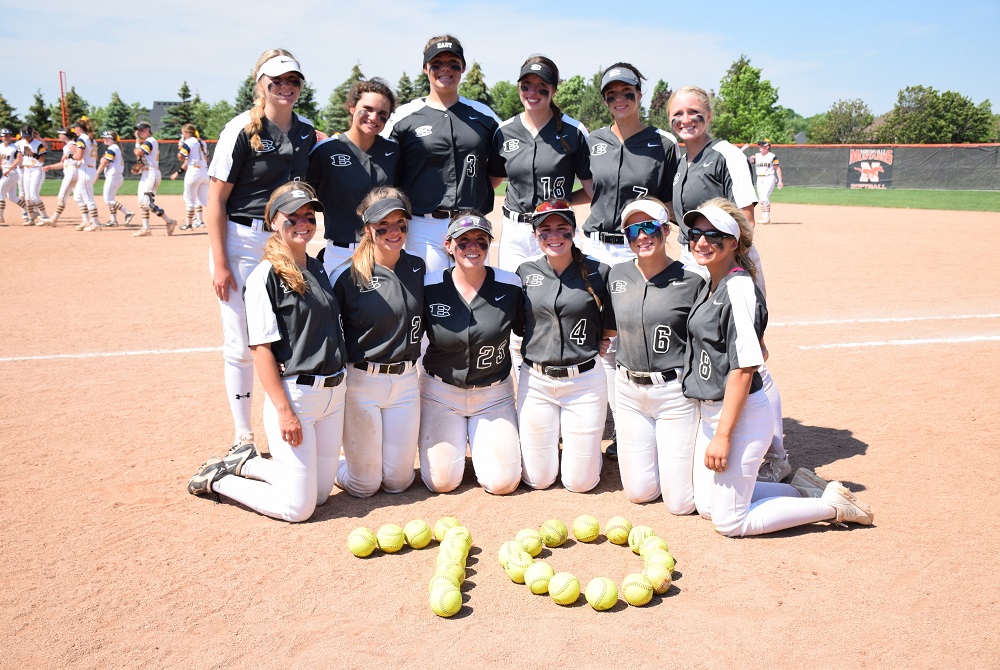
245, 48, 299, 152
570, 244, 602, 312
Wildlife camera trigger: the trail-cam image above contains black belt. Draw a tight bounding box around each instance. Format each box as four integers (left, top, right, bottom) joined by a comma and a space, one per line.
618, 366, 678, 386
426, 368, 506, 389
421, 209, 459, 220
230, 214, 264, 228
354, 361, 413, 375
294, 370, 345, 388
331, 241, 355, 248
502, 206, 532, 224
589, 231, 626, 245
524, 358, 597, 379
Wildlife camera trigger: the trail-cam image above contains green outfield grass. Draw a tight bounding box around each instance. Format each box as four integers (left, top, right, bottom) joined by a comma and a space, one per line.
41, 179, 186, 197
770, 187, 1000, 212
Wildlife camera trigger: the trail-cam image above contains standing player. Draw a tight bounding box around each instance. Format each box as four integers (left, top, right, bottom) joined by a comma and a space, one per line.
669, 85, 790, 483
188, 183, 348, 522
0, 128, 28, 224
488, 54, 592, 271
177, 123, 210, 230
307, 78, 399, 274
383, 34, 499, 272
583, 63, 680, 459
206, 48, 317, 461
71, 117, 100, 231
608, 197, 704, 513
419, 212, 523, 495
96, 131, 135, 227
12, 125, 51, 225
681, 199, 874, 536
749, 140, 783, 224
516, 200, 616, 492
331, 187, 424, 497
132, 122, 177, 237
40, 128, 80, 226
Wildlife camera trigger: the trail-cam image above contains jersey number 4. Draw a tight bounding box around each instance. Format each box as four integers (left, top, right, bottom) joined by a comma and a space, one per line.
569, 319, 588, 346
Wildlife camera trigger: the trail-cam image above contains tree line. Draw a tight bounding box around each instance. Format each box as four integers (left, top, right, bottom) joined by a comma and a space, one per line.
1, 55, 996, 144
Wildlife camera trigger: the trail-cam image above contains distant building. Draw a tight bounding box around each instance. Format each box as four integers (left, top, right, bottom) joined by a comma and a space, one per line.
149, 101, 179, 133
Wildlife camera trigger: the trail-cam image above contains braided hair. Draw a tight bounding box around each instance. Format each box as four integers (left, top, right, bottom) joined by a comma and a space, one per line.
245, 48, 299, 152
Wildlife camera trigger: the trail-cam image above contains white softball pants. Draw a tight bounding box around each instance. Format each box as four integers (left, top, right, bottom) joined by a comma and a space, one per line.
183, 165, 209, 210
693, 390, 834, 537
517, 360, 607, 492
759, 364, 786, 461
497, 214, 539, 273
418, 373, 521, 495
322, 241, 358, 278
757, 175, 777, 206
138, 169, 161, 204
73, 166, 97, 209
0, 170, 17, 202
20, 166, 44, 204
615, 371, 700, 513
215, 376, 346, 522
209, 221, 269, 437
406, 214, 453, 274
102, 171, 124, 206
337, 364, 420, 497
57, 164, 79, 202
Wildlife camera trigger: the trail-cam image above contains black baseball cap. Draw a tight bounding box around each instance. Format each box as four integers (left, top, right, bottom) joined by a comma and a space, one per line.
518, 61, 557, 87
135, 122, 151, 132
362, 197, 411, 225
267, 187, 324, 228
423, 38, 465, 67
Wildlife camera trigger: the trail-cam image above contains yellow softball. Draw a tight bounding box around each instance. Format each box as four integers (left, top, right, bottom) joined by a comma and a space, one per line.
621, 573, 654, 607
572, 514, 601, 543
644, 549, 676, 574
515, 528, 544, 557
504, 551, 534, 584
604, 516, 632, 545
584, 577, 618, 611
548, 572, 581, 605
347, 527, 378, 558
642, 562, 672, 595
403, 519, 433, 549
429, 584, 463, 617
376, 524, 406, 553
498, 540, 526, 567
627, 525, 655, 554
433, 516, 461, 541
540, 519, 569, 547
638, 535, 669, 559
523, 561, 555, 595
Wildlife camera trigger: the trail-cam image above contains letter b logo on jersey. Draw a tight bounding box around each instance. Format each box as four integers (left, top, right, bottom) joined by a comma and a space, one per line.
524, 274, 544, 287
257, 139, 276, 153
609, 280, 627, 294
330, 154, 352, 167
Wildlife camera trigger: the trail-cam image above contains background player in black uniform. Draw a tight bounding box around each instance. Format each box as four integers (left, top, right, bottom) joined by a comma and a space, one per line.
308, 78, 399, 274
188, 183, 348, 523
681, 199, 874, 535
608, 197, 704, 514
331, 187, 425, 497
205, 48, 317, 463
383, 34, 499, 272
583, 63, 681, 460
516, 201, 616, 493
669, 84, 789, 484
419, 213, 523, 495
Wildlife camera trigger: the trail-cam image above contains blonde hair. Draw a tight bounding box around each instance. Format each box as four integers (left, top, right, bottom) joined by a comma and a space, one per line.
261, 181, 319, 295
245, 48, 298, 151
352, 186, 412, 287
73, 117, 93, 135
667, 85, 713, 125
182, 123, 208, 157
698, 197, 756, 283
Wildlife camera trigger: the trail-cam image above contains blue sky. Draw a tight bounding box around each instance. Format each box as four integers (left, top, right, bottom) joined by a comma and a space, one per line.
2, 0, 997, 122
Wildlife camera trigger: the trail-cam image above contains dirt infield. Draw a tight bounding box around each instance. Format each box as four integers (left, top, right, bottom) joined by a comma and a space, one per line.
3, 195, 999, 669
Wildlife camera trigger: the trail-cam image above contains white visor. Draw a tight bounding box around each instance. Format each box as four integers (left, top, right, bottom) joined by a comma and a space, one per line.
256, 55, 304, 81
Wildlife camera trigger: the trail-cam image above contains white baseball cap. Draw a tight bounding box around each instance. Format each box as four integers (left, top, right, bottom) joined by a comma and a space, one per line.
256, 55, 304, 81
682, 205, 741, 241
620, 199, 668, 229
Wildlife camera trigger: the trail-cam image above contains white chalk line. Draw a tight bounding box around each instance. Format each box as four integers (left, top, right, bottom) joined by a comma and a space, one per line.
771, 313, 1000, 327
0, 346, 221, 363
800, 335, 1000, 350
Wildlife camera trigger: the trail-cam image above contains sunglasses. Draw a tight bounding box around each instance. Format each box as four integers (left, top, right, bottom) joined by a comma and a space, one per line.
451, 215, 493, 235
534, 199, 572, 214
624, 221, 662, 241
687, 228, 734, 246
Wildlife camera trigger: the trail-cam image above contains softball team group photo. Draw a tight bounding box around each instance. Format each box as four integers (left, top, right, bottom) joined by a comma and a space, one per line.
164, 39, 874, 536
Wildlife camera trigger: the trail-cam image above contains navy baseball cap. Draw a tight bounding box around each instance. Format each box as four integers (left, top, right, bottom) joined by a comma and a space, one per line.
0, 128, 13, 136
600, 67, 640, 93
423, 38, 465, 67
760, 139, 771, 146
447, 214, 493, 240
135, 122, 151, 132
101, 130, 116, 139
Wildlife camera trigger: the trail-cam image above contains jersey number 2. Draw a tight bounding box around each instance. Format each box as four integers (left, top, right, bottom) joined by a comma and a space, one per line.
409, 316, 422, 344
